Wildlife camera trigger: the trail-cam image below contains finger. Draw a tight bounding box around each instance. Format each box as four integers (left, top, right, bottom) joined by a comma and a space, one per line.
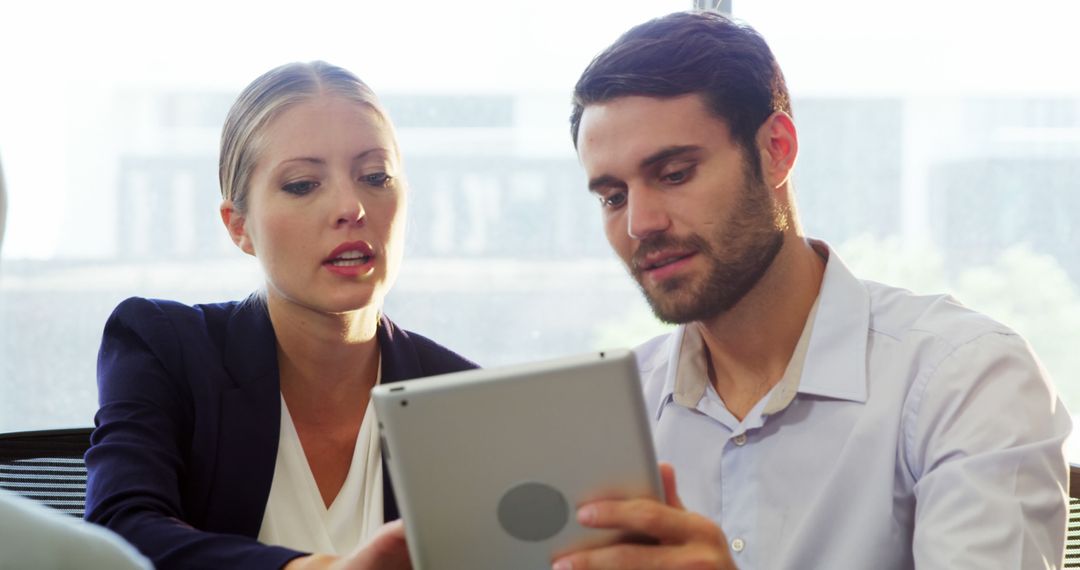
658, 462, 685, 510
553, 541, 727, 570
553, 542, 667, 570
577, 499, 706, 544
345, 520, 412, 570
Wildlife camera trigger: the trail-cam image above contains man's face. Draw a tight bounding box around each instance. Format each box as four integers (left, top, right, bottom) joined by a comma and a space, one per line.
576, 94, 786, 324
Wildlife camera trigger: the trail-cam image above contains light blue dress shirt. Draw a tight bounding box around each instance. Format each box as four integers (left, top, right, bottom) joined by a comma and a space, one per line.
634, 241, 1072, 569
0, 491, 151, 569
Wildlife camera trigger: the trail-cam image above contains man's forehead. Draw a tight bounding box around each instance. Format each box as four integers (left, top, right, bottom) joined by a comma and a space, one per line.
577, 94, 731, 165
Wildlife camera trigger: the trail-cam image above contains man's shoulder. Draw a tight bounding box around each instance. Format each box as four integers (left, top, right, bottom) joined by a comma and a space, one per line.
0, 492, 151, 569
631, 328, 682, 403
862, 279, 1017, 349
633, 329, 678, 369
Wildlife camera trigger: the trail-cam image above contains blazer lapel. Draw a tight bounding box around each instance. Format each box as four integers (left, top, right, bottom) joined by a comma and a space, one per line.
207, 307, 421, 529
212, 295, 282, 537
376, 315, 425, 522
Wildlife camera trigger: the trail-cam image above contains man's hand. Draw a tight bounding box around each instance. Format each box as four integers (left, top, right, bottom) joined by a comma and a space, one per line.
283, 520, 412, 570
551, 463, 736, 570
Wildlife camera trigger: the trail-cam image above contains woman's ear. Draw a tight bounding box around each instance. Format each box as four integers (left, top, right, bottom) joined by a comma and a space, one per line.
220, 200, 255, 256
756, 111, 798, 189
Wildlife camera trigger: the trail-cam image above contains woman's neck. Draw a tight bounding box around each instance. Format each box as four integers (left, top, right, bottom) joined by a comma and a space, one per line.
265, 290, 381, 408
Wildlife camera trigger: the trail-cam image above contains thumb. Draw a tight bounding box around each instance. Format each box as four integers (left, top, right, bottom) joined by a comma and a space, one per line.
659, 462, 685, 510
344, 520, 412, 570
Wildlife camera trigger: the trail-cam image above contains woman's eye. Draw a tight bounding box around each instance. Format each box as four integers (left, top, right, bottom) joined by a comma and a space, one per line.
362, 172, 393, 187
600, 192, 627, 209
281, 180, 318, 195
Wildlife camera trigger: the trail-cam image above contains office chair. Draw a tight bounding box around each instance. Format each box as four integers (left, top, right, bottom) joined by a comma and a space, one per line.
1068, 463, 1080, 568
0, 427, 94, 517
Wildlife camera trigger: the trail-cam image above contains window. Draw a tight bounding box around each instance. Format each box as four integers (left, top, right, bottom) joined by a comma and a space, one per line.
740, 0, 1080, 456
0, 0, 683, 431
2, 1, 1077, 463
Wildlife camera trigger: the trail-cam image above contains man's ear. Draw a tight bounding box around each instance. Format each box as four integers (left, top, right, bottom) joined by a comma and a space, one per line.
756, 111, 798, 189
220, 200, 255, 256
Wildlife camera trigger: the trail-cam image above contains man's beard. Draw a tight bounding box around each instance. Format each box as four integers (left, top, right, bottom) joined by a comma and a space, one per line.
631, 166, 785, 325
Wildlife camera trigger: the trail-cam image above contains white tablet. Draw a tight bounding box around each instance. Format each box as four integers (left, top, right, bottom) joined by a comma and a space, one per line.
371, 349, 662, 570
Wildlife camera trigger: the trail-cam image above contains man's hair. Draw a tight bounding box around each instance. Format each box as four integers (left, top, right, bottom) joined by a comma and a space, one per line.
570, 11, 791, 159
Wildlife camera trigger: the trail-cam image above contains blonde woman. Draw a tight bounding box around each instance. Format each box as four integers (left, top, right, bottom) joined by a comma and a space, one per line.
85, 62, 476, 569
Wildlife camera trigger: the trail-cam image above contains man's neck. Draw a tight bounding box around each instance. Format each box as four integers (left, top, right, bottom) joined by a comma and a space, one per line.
696, 236, 826, 420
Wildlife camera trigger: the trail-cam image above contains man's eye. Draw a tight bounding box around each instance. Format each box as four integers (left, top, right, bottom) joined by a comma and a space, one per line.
600, 192, 627, 209
662, 168, 691, 184
362, 172, 393, 187
282, 180, 318, 195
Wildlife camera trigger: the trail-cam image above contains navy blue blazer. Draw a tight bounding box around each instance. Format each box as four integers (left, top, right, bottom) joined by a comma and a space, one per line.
85, 295, 477, 570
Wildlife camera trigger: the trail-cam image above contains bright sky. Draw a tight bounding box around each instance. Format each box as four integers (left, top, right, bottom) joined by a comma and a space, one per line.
1, 0, 1079, 258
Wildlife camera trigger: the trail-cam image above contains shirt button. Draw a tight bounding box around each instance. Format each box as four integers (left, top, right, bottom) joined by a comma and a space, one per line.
731, 538, 745, 552
732, 433, 747, 446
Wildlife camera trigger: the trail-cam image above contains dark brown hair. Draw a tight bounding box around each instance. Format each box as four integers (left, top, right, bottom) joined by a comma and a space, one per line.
570, 11, 791, 162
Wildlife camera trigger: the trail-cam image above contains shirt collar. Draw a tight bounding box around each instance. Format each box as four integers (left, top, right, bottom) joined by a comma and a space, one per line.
655, 239, 869, 420
798, 239, 869, 404
761, 293, 819, 414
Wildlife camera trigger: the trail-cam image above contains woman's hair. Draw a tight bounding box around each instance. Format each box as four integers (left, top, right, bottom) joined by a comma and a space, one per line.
219, 61, 393, 214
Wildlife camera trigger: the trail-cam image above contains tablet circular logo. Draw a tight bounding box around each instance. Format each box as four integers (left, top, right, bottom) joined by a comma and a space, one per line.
497, 481, 569, 542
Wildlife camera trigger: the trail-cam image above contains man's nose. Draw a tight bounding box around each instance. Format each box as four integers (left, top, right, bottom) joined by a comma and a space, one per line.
627, 187, 671, 240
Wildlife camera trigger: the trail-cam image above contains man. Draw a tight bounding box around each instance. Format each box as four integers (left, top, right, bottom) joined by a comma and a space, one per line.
553, 11, 1071, 570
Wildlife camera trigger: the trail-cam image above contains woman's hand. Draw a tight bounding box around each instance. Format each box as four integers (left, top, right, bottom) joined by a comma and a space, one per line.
283, 520, 412, 570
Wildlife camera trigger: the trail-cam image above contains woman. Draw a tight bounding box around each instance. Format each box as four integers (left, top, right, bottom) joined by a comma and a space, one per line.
84, 61, 476, 569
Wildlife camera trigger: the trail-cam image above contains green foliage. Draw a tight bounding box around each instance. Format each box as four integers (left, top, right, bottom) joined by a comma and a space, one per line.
840, 235, 1080, 410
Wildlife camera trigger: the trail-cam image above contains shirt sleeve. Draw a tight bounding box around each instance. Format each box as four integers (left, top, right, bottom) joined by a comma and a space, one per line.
906, 331, 1072, 569
85, 297, 305, 570
0, 490, 152, 569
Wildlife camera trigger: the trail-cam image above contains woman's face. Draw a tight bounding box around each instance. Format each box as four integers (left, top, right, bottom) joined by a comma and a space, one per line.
224, 93, 406, 315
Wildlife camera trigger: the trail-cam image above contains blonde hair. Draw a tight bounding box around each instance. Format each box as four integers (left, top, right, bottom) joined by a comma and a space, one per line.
218, 61, 393, 213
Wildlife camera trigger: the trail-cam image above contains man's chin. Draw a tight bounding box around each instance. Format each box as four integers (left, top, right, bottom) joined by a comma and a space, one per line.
642, 289, 704, 325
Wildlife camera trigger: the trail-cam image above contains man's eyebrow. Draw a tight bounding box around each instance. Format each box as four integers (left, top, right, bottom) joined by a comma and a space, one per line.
586, 145, 703, 193
587, 174, 622, 193
640, 145, 702, 169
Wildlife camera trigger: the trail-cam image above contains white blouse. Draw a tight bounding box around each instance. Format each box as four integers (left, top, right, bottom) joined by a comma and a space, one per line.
257, 375, 384, 555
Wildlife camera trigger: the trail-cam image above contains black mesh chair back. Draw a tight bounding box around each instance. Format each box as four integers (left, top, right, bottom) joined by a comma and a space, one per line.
1068, 464, 1080, 568
0, 428, 93, 517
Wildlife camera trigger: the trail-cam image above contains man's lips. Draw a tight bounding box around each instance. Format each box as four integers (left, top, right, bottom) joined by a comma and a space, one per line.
635, 250, 696, 272
632, 249, 698, 285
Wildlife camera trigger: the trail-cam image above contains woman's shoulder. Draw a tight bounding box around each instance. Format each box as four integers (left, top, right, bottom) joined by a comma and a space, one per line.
105, 294, 265, 349
110, 295, 255, 325
381, 317, 479, 374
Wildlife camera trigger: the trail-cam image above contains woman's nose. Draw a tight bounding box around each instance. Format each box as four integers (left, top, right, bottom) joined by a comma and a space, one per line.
331, 180, 366, 228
